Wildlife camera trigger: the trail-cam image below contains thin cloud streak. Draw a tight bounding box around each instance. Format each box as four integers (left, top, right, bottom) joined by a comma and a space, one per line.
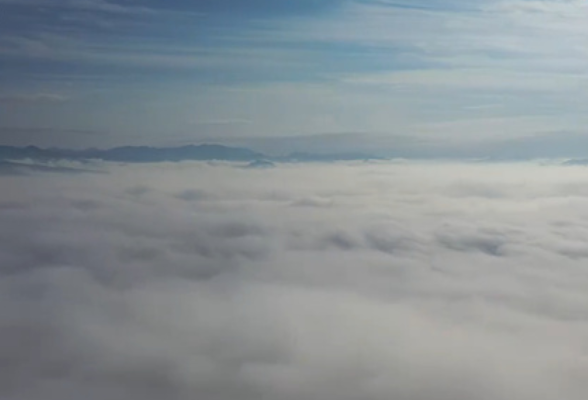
0, 93, 69, 104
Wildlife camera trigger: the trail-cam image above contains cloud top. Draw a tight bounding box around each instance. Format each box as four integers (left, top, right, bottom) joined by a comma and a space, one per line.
2, 161, 588, 399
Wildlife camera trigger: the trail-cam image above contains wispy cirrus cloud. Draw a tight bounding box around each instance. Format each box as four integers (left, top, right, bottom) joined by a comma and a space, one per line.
0, 93, 69, 104
1, 0, 588, 150
0, 0, 155, 14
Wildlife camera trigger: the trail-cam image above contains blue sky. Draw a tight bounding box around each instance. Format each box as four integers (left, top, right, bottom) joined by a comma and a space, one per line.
1, 0, 587, 155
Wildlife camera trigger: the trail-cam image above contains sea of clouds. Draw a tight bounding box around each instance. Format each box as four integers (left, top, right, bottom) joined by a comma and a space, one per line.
2, 160, 588, 400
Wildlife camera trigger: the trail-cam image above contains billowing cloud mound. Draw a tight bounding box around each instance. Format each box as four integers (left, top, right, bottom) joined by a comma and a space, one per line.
3, 161, 588, 400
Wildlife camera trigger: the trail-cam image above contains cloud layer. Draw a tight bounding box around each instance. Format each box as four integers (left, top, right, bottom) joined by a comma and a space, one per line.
3, 161, 588, 399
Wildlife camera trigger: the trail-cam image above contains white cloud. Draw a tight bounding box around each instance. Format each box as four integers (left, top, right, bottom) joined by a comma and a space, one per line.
3, 161, 588, 399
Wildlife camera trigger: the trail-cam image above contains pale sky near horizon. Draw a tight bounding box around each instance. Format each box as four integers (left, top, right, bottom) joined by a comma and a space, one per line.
1, 0, 588, 156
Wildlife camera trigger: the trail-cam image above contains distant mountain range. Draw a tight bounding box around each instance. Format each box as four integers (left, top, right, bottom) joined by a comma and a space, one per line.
0, 144, 379, 163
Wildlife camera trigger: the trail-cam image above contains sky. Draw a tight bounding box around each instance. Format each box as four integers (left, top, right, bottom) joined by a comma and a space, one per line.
4, 160, 588, 399
1, 0, 588, 155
